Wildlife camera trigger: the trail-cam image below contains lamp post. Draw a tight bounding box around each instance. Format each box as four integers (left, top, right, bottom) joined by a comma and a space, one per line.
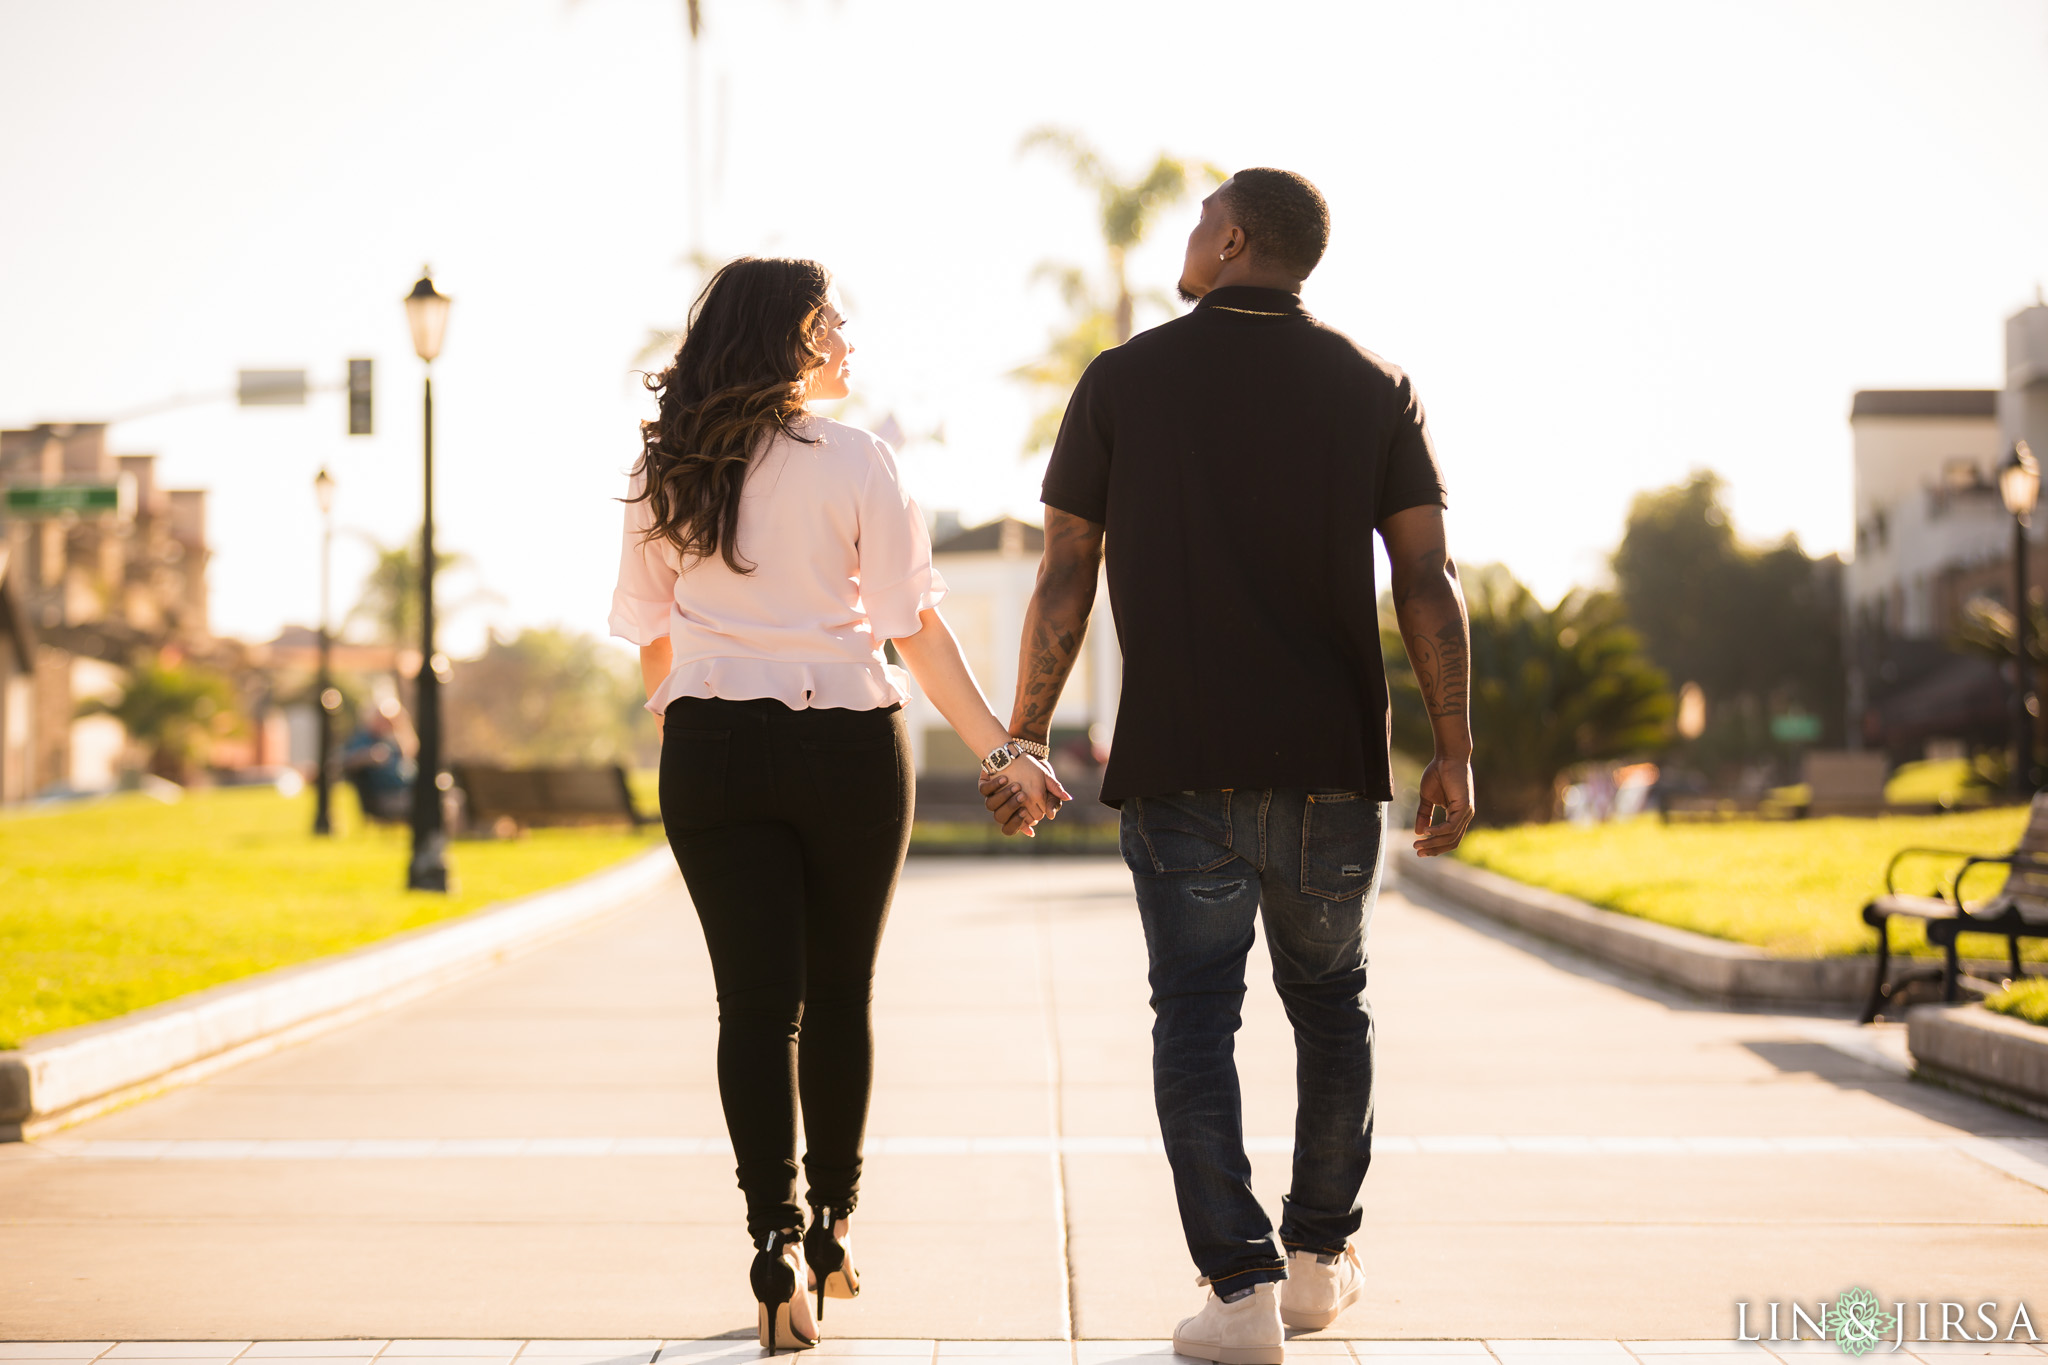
313, 467, 337, 836
404, 268, 452, 891
2000, 440, 2041, 796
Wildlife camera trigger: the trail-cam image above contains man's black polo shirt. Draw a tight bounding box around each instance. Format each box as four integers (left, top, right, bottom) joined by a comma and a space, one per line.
1041, 284, 1447, 806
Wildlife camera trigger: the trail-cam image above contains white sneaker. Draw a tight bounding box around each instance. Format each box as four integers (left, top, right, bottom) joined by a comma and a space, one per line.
1279, 1242, 1365, 1330
1172, 1278, 1284, 1365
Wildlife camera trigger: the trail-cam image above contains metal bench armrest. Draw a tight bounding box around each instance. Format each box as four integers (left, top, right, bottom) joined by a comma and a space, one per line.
1952, 851, 2048, 907
1883, 846, 1998, 896
1956, 848, 2048, 910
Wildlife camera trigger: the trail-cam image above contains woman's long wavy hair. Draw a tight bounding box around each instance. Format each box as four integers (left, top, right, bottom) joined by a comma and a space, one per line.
630, 257, 833, 573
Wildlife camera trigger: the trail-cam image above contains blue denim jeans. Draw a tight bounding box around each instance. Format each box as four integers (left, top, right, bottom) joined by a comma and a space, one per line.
1120, 788, 1384, 1295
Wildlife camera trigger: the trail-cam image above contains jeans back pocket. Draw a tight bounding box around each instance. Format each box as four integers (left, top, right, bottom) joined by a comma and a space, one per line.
1299, 791, 1382, 901
1125, 791, 1236, 874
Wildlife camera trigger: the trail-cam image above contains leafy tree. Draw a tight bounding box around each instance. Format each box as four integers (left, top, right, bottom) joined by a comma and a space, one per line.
1612, 471, 1842, 768
1386, 565, 1673, 824
442, 628, 654, 769
1012, 128, 1224, 452
82, 657, 244, 782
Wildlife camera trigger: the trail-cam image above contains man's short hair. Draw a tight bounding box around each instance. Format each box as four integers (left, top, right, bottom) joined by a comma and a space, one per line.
1220, 168, 1329, 279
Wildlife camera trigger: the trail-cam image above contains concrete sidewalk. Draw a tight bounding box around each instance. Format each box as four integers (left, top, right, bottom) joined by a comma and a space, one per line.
2, 858, 2045, 1341
4, 1340, 2043, 1365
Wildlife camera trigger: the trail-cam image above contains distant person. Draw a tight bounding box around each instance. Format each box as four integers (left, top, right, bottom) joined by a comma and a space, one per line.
338, 699, 415, 823
610, 256, 1066, 1349
982, 169, 1475, 1356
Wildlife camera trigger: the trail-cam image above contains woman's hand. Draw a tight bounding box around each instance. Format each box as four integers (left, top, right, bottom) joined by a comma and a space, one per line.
640, 640, 673, 740
981, 756, 1071, 836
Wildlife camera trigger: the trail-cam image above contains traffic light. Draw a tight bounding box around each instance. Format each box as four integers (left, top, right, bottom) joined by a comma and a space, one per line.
348, 358, 373, 436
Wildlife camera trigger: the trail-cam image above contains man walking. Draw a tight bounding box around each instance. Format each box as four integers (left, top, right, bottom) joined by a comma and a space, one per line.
983, 168, 1475, 1356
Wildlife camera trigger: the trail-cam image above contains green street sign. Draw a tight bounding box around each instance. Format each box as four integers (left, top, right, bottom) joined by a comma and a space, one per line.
1770, 711, 1823, 744
5, 484, 121, 516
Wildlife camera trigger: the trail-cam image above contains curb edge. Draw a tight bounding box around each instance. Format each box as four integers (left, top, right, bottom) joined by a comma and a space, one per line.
0, 844, 677, 1136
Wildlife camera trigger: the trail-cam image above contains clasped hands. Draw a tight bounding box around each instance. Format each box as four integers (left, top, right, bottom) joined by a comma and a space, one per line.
977, 756, 1071, 837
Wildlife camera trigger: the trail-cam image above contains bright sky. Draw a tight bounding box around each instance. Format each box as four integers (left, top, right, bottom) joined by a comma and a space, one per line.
5, 0, 2048, 653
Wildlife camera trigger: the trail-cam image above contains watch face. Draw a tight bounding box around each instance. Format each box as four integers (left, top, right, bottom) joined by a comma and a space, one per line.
985, 747, 1015, 772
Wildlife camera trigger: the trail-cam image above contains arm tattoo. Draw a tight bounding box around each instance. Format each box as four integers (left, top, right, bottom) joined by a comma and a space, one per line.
1011, 511, 1104, 742
1407, 618, 1469, 718
1395, 542, 1470, 721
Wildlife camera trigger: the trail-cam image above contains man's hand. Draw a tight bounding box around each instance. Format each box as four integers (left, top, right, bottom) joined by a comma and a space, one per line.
1413, 755, 1475, 856
1383, 504, 1475, 857
979, 763, 1062, 837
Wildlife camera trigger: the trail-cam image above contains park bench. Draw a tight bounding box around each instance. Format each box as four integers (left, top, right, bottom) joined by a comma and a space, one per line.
1803, 751, 1889, 817
1662, 752, 1905, 823
452, 763, 655, 835
1857, 790, 2048, 1023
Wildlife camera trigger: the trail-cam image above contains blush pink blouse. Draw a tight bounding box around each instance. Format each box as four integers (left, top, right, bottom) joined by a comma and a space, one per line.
608, 415, 947, 714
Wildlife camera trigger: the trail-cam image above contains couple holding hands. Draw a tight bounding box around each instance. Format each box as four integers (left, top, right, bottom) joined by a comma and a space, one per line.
610, 167, 1475, 1358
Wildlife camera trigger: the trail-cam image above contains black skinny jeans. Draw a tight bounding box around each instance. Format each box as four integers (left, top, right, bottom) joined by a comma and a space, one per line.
659, 695, 913, 1238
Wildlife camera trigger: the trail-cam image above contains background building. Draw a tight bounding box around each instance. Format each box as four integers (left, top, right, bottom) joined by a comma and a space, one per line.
0, 548, 35, 802
0, 422, 213, 797
902, 515, 1120, 819
1845, 301, 2048, 759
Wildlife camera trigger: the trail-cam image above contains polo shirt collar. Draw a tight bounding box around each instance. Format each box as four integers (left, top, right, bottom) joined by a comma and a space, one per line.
1194, 285, 1309, 321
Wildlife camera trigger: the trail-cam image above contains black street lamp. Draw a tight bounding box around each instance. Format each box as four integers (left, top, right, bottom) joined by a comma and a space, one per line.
2000, 440, 2040, 796
313, 466, 337, 836
404, 268, 452, 891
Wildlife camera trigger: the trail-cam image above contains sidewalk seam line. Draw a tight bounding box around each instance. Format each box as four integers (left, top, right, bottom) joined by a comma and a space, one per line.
1037, 909, 1077, 1343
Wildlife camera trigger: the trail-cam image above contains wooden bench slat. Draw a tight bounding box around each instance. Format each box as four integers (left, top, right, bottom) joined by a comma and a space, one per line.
453, 763, 650, 830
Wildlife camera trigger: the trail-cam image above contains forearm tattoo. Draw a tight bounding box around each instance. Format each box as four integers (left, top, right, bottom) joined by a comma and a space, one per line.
1017, 617, 1082, 742
1406, 617, 1470, 719
1013, 512, 1103, 742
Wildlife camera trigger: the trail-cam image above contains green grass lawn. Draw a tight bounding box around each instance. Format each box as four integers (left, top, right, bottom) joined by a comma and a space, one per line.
1455, 807, 2048, 960
0, 785, 663, 1049
1883, 756, 1999, 807
1984, 978, 2048, 1026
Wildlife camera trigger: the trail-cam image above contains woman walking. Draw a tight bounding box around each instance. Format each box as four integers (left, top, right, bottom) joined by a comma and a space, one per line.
609, 257, 1065, 1348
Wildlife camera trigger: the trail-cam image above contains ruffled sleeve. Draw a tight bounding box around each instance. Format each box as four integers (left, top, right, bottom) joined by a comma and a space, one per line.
856, 435, 948, 639
607, 465, 679, 646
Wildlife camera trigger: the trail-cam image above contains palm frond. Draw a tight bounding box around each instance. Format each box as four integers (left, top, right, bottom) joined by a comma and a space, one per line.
1019, 125, 1106, 188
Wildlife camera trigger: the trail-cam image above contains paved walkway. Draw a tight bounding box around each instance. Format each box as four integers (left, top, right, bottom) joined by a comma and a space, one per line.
1, 1341, 2043, 1365
3, 858, 2045, 1342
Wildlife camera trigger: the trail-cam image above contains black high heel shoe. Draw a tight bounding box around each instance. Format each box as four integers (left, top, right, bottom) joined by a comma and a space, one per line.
751, 1227, 819, 1352
803, 1205, 860, 1322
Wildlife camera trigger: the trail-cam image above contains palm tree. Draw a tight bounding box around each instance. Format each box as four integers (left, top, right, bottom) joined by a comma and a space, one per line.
345, 533, 495, 652
1012, 128, 1224, 452
1955, 595, 2048, 670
